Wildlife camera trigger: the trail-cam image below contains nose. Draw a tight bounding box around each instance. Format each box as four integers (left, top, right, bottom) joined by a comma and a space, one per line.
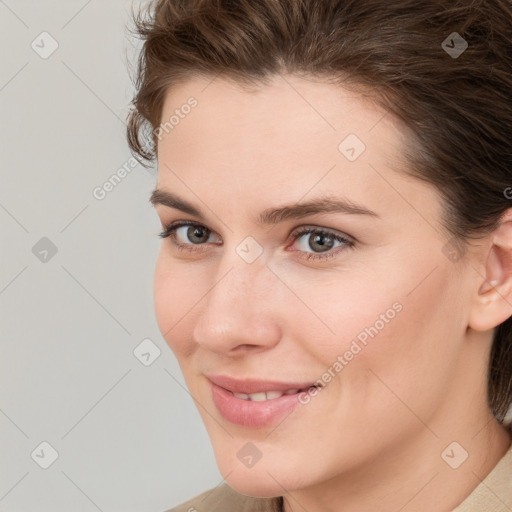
192, 255, 281, 356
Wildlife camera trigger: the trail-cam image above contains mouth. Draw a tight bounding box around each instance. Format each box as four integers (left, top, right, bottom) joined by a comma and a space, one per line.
228, 385, 320, 401
206, 373, 320, 395
206, 374, 322, 427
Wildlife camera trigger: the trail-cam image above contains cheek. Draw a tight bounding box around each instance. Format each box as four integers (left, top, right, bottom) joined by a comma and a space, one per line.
153, 250, 195, 356
321, 260, 465, 425
283, 264, 407, 367
294, 250, 464, 397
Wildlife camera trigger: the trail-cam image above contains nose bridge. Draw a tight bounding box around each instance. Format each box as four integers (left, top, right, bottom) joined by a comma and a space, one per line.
205, 251, 270, 320
192, 248, 280, 352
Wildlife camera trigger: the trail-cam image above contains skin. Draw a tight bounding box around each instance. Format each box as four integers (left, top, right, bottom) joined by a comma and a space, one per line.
152, 73, 512, 512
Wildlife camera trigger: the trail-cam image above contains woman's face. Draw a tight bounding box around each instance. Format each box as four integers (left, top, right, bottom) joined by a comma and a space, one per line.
152, 74, 479, 495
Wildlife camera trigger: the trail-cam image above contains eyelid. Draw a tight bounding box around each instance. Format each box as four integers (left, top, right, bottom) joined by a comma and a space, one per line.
159, 220, 354, 243
158, 220, 357, 263
159, 220, 221, 244
288, 225, 355, 244
160, 217, 355, 236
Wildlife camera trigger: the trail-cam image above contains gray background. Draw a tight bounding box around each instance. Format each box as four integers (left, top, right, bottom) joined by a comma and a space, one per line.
0, 1, 221, 510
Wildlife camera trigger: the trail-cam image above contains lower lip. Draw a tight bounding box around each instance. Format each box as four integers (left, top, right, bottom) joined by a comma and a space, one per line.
210, 382, 307, 428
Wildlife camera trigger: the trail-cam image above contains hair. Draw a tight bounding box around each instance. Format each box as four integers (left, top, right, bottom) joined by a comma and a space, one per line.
126, 0, 512, 422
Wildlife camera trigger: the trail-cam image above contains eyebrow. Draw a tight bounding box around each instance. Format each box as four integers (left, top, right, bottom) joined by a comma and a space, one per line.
149, 188, 380, 224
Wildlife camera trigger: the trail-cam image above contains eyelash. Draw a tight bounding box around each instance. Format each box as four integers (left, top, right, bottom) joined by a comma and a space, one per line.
158, 221, 355, 261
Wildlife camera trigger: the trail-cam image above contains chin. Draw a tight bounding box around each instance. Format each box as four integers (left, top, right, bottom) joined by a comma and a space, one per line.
223, 469, 288, 498
215, 450, 314, 498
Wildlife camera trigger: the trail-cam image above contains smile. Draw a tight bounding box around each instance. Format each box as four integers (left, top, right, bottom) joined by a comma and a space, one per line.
207, 374, 321, 427
230, 387, 317, 401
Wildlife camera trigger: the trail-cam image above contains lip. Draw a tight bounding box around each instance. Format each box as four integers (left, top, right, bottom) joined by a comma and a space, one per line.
207, 374, 318, 428
206, 374, 317, 394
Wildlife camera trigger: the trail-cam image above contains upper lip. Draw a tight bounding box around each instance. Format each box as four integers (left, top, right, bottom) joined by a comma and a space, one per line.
206, 374, 317, 394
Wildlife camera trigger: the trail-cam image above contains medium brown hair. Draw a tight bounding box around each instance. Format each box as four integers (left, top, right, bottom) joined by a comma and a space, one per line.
126, 0, 512, 421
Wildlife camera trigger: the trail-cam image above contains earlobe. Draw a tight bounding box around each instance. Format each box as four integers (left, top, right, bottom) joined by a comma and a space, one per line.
468, 210, 512, 332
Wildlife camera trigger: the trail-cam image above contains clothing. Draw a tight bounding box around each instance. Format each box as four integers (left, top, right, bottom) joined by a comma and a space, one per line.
452, 441, 512, 512
164, 483, 281, 512
165, 442, 512, 512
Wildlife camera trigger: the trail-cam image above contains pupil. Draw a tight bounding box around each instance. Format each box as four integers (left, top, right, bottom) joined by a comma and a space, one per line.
189, 226, 208, 244
310, 233, 334, 252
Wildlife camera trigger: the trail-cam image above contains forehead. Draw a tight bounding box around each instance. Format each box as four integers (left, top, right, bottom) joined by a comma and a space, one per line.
155, 74, 440, 229
158, 74, 402, 176
158, 73, 396, 152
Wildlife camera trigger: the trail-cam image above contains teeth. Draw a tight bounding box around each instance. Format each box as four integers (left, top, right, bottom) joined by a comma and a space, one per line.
248, 392, 267, 401
233, 392, 249, 400
265, 391, 284, 400
229, 388, 313, 401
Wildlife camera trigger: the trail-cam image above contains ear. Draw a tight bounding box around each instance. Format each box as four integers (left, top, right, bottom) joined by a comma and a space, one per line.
468, 208, 512, 332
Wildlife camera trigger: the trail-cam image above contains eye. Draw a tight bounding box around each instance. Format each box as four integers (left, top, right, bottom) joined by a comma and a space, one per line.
288, 226, 355, 261
158, 221, 220, 253
158, 221, 355, 261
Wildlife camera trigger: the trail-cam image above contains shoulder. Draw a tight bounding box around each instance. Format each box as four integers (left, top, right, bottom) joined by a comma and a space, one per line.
162, 483, 281, 512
